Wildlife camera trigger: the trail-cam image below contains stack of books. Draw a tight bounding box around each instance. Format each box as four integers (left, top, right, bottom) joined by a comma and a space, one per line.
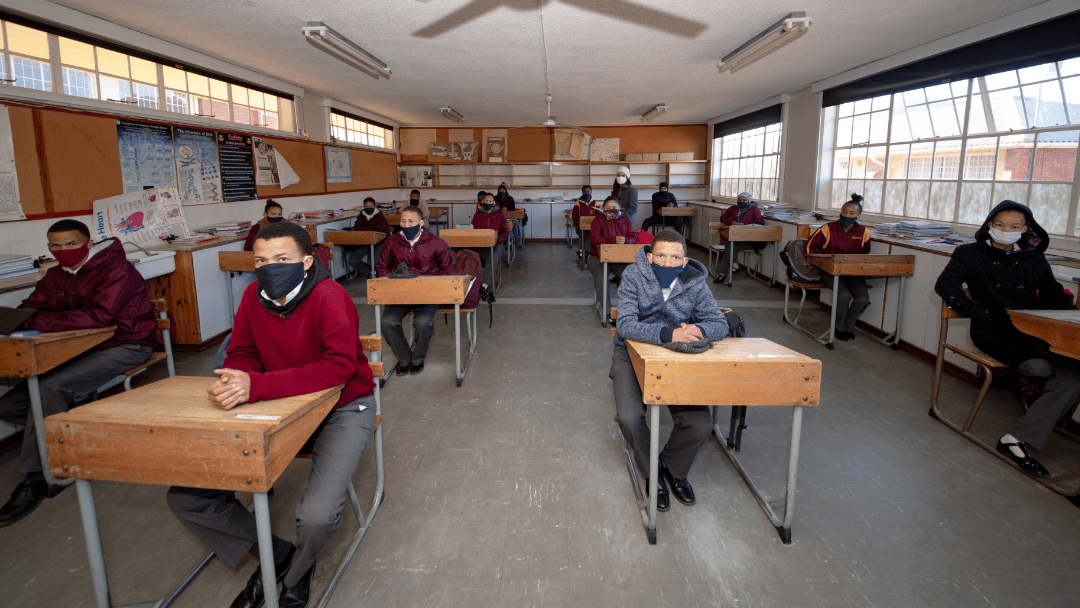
894, 220, 952, 239
0, 255, 38, 280
212, 221, 251, 235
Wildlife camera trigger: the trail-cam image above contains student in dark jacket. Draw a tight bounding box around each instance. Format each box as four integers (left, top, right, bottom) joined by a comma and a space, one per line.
167, 221, 377, 608
641, 182, 683, 233
244, 199, 285, 251
572, 185, 600, 259
588, 197, 638, 306
611, 230, 728, 511
713, 191, 766, 283
348, 197, 392, 274
377, 206, 452, 376
495, 183, 522, 244
806, 194, 872, 341
612, 166, 639, 224
0, 220, 155, 526
470, 192, 510, 287
935, 200, 1078, 478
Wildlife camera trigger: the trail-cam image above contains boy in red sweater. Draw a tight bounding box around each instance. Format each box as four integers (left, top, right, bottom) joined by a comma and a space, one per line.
167, 222, 377, 608
469, 192, 510, 287
348, 197, 392, 275
376, 206, 452, 376
807, 193, 872, 341
588, 196, 638, 307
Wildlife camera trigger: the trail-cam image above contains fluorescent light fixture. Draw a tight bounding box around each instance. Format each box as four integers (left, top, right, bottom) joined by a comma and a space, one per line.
641, 104, 667, 122
440, 106, 466, 124
302, 21, 391, 79
717, 11, 811, 74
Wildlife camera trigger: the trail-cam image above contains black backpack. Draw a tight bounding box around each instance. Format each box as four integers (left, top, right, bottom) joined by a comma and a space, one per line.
779, 238, 826, 284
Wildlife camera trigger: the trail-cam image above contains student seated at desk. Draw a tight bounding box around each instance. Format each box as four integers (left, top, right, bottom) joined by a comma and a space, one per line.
588, 197, 637, 304
641, 182, 683, 233
0, 220, 156, 526
470, 191, 510, 287
167, 221, 377, 608
348, 197, 392, 275
611, 229, 728, 511
713, 191, 765, 283
396, 189, 430, 219
935, 201, 1079, 478
244, 199, 285, 251
495, 183, 522, 243
806, 194, 871, 341
572, 185, 599, 259
377, 205, 451, 376
612, 166, 639, 225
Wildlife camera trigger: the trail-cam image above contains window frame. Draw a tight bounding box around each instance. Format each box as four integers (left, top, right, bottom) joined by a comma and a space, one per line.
711, 121, 783, 203
328, 108, 395, 152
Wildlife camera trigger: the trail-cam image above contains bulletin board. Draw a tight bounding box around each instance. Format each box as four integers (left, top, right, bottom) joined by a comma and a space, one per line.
326, 147, 398, 193
254, 136, 325, 197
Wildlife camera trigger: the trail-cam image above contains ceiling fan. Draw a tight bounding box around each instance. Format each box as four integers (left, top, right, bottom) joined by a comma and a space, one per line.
515, 94, 588, 134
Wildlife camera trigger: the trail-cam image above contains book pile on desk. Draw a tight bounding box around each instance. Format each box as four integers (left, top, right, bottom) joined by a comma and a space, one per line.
0, 255, 37, 280
210, 221, 251, 235
298, 209, 339, 220
894, 220, 952, 238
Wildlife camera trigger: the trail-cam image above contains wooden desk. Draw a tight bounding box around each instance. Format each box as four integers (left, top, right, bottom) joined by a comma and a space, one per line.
625, 339, 820, 544
325, 230, 388, 279
0, 327, 116, 487
597, 244, 645, 328
1009, 310, 1080, 361
367, 275, 476, 387
578, 215, 596, 270
383, 212, 402, 227
715, 225, 783, 287
803, 254, 915, 350
439, 229, 500, 294
45, 376, 341, 608
658, 206, 696, 239
218, 251, 256, 317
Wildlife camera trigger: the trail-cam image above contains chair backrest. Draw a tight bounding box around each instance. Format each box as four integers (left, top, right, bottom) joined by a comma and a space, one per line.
151, 299, 175, 377
360, 334, 384, 378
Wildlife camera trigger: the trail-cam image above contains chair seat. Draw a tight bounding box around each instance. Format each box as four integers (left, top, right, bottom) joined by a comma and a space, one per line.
710, 245, 726, 251
437, 307, 476, 314
945, 342, 1008, 369
786, 280, 824, 291
122, 352, 167, 376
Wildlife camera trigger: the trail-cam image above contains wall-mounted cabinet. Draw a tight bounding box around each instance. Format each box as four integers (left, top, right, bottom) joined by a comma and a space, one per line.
403, 161, 709, 191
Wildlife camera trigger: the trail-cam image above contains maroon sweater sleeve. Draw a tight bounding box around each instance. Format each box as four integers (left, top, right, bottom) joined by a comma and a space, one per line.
496, 211, 509, 247
222, 284, 265, 374
719, 207, 735, 225
23, 266, 140, 333
243, 224, 260, 252
435, 240, 452, 274
376, 234, 399, 277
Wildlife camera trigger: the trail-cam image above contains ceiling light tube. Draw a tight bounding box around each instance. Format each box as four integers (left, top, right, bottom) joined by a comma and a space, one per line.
717, 12, 811, 74
302, 21, 391, 79
440, 106, 466, 124
641, 104, 667, 122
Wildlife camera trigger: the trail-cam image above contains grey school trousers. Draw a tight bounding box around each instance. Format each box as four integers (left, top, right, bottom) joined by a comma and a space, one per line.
1010, 356, 1080, 452
822, 273, 871, 333
0, 343, 152, 476
609, 344, 712, 479
471, 244, 506, 287
382, 304, 439, 368
167, 396, 376, 588
588, 257, 628, 308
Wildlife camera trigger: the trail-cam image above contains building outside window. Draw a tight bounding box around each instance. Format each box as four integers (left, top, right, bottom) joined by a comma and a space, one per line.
712, 122, 782, 202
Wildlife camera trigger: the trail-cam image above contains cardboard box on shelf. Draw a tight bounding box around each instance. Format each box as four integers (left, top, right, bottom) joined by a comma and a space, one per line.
642, 153, 660, 161
659, 152, 677, 161
624, 153, 643, 162
676, 152, 694, 161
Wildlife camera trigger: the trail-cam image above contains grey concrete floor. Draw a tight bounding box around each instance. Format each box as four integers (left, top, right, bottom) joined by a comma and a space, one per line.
2, 241, 1080, 607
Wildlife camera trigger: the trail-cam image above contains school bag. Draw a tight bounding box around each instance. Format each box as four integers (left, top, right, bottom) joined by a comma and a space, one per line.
446, 249, 495, 327
631, 228, 654, 245
778, 238, 825, 284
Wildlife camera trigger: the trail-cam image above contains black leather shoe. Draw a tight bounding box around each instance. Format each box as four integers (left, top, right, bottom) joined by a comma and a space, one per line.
834, 330, 850, 342
996, 440, 1050, 478
230, 544, 295, 608
409, 362, 424, 375
0, 478, 48, 527
645, 477, 669, 512
659, 459, 696, 506
713, 273, 725, 284
395, 363, 410, 376
279, 560, 315, 608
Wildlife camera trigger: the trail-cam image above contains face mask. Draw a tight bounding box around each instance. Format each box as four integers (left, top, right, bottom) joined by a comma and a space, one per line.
401, 224, 422, 240
989, 227, 1023, 246
267, 216, 284, 224
482, 203, 496, 212
604, 210, 621, 220
616, 176, 627, 185
54, 243, 89, 268
496, 191, 507, 199
737, 200, 749, 210
651, 262, 683, 287
362, 208, 377, 218
580, 193, 592, 201
255, 260, 307, 300
839, 215, 858, 229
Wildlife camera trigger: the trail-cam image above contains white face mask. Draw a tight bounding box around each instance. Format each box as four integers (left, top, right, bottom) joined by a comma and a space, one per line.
616, 176, 627, 185
988, 227, 1023, 246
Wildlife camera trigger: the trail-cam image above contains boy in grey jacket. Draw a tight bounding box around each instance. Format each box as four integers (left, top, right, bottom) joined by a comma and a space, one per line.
610, 230, 728, 511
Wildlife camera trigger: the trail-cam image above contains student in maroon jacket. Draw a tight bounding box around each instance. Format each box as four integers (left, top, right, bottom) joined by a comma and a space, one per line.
0, 220, 155, 526
470, 192, 510, 287
588, 196, 638, 306
244, 199, 284, 251
807, 193, 872, 341
348, 197, 392, 274
713, 191, 765, 283
572, 185, 600, 260
376, 206, 452, 376
167, 221, 377, 608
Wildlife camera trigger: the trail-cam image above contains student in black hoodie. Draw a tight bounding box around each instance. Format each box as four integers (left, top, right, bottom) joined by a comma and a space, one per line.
935, 200, 1078, 478
640, 182, 684, 234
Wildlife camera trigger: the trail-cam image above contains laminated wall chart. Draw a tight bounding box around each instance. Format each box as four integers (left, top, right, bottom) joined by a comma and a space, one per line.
92, 186, 191, 246
217, 133, 258, 202
173, 127, 223, 205
117, 120, 177, 193
0, 106, 23, 221
324, 146, 352, 183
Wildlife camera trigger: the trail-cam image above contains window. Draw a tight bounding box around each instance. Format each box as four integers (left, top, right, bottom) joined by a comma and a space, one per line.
330, 110, 393, 150
825, 58, 1080, 236
0, 19, 294, 132
711, 122, 782, 202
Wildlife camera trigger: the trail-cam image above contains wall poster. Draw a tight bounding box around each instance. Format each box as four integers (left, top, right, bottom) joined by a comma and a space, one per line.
117, 120, 177, 193
0, 106, 23, 221
92, 186, 190, 246
217, 133, 258, 202
324, 146, 352, 184
253, 137, 299, 188
173, 127, 222, 206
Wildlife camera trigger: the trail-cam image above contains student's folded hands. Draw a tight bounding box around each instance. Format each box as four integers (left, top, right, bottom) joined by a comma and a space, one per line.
672, 323, 704, 343
208, 368, 252, 410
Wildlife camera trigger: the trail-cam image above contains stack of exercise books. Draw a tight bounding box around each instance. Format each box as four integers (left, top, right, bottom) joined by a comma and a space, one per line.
893, 220, 952, 239
209, 221, 251, 235
0, 255, 38, 281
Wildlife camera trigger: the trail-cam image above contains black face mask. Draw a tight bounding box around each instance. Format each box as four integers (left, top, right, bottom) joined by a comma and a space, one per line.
496, 192, 507, 199
580, 193, 592, 201
401, 224, 422, 240
255, 261, 306, 300
267, 216, 284, 223
737, 201, 749, 210
362, 208, 377, 218
482, 203, 496, 212
840, 215, 858, 229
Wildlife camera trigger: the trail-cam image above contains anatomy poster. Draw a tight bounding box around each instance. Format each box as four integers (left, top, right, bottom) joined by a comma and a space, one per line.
92, 186, 191, 246
173, 127, 222, 205
253, 137, 299, 188
0, 106, 23, 221
116, 120, 177, 193
324, 146, 352, 183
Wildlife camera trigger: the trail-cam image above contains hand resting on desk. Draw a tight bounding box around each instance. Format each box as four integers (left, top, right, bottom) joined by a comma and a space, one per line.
208, 368, 251, 410
672, 323, 703, 343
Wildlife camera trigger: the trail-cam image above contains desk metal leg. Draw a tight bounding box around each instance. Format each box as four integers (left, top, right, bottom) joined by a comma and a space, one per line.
645, 403, 659, 544
77, 479, 111, 608
29, 377, 71, 488
826, 274, 839, 350
726, 245, 735, 287
368, 244, 377, 279
253, 491, 279, 608
599, 261, 610, 328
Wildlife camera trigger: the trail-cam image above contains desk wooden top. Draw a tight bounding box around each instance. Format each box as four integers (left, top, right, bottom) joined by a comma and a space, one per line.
44, 376, 342, 492
219, 250, 255, 272
0, 327, 116, 377
429, 207, 448, 218
807, 254, 915, 277
148, 234, 246, 252
384, 213, 402, 226
579, 216, 595, 230
718, 224, 783, 242
1009, 310, 1080, 360
0, 268, 48, 294
626, 338, 821, 406
659, 207, 696, 216
600, 243, 646, 263
505, 210, 525, 221
440, 229, 497, 248
366, 275, 469, 305
324, 230, 388, 246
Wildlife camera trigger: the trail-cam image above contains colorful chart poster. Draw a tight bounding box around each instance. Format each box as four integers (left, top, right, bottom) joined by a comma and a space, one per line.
324, 146, 352, 184
173, 127, 222, 206
92, 186, 190, 246
217, 133, 258, 202
116, 120, 177, 193
0, 105, 24, 221
253, 137, 299, 188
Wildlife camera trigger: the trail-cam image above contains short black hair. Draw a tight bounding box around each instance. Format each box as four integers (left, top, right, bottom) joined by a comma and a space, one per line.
401, 205, 425, 221
47, 219, 90, 239
582, 185, 592, 191
410, 189, 421, 196
254, 221, 312, 255
651, 229, 687, 255
264, 200, 282, 213
363, 197, 376, 204
843, 193, 864, 214
603, 196, 620, 207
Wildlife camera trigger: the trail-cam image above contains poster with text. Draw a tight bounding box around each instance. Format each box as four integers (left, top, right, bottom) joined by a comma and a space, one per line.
324, 146, 352, 183
173, 127, 222, 206
92, 186, 190, 246
217, 133, 258, 202
253, 137, 299, 188
117, 120, 177, 193
0, 106, 24, 221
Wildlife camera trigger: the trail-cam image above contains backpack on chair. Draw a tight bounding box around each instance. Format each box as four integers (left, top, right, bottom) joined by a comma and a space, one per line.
778, 238, 825, 284
447, 249, 495, 327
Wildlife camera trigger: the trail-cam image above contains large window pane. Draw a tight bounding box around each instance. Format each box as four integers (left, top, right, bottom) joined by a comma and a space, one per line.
988, 88, 1028, 131
11, 56, 51, 91
1029, 183, 1071, 234
968, 91, 990, 134
908, 143, 934, 179
96, 48, 129, 78
209, 78, 228, 100
932, 140, 961, 180
851, 113, 870, 145
132, 82, 158, 109
1033, 130, 1078, 181
866, 146, 886, 179
129, 57, 157, 84
1018, 63, 1058, 85
887, 144, 909, 179
59, 37, 95, 69
836, 117, 853, 148
928, 100, 960, 136
6, 23, 49, 59
907, 104, 934, 139
187, 73, 209, 96
165, 90, 189, 114
1023, 82, 1068, 128
984, 70, 1018, 91
997, 134, 1034, 181
964, 137, 997, 180
869, 110, 889, 144
231, 84, 248, 106
100, 75, 132, 102
163, 66, 187, 90
883, 180, 906, 215
62, 67, 96, 98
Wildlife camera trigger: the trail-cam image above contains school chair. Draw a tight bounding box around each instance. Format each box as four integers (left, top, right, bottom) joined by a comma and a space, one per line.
94, 299, 175, 393
706, 222, 726, 274
505, 218, 516, 267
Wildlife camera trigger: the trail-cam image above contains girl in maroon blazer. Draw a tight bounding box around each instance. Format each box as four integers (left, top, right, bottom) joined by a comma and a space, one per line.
807, 193, 872, 341
243, 200, 284, 251
470, 192, 510, 287
588, 196, 638, 306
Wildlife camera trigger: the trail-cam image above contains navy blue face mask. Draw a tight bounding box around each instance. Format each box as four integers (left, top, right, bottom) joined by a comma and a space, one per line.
401, 224, 422, 240
255, 261, 306, 300
840, 215, 858, 229
737, 201, 749, 210
267, 216, 284, 223
580, 193, 592, 201
482, 203, 496, 212
651, 262, 683, 287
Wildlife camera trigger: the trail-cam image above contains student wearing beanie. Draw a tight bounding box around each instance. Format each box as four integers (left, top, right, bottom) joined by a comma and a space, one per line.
612, 166, 639, 225
806, 194, 872, 341
470, 191, 510, 287
641, 182, 683, 233
713, 191, 765, 283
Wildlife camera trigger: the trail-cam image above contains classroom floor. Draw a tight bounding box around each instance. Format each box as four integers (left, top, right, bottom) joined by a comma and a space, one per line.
3, 241, 1080, 608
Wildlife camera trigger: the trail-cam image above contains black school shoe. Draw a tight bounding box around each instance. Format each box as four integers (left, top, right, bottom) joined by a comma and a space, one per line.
645, 476, 669, 512
230, 544, 295, 608
0, 477, 48, 527
395, 363, 411, 376
996, 440, 1050, 478
659, 458, 696, 506
409, 363, 425, 375
279, 560, 315, 608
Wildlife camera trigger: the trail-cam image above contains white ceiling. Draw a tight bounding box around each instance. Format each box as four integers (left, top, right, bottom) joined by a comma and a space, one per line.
47, 0, 1050, 126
